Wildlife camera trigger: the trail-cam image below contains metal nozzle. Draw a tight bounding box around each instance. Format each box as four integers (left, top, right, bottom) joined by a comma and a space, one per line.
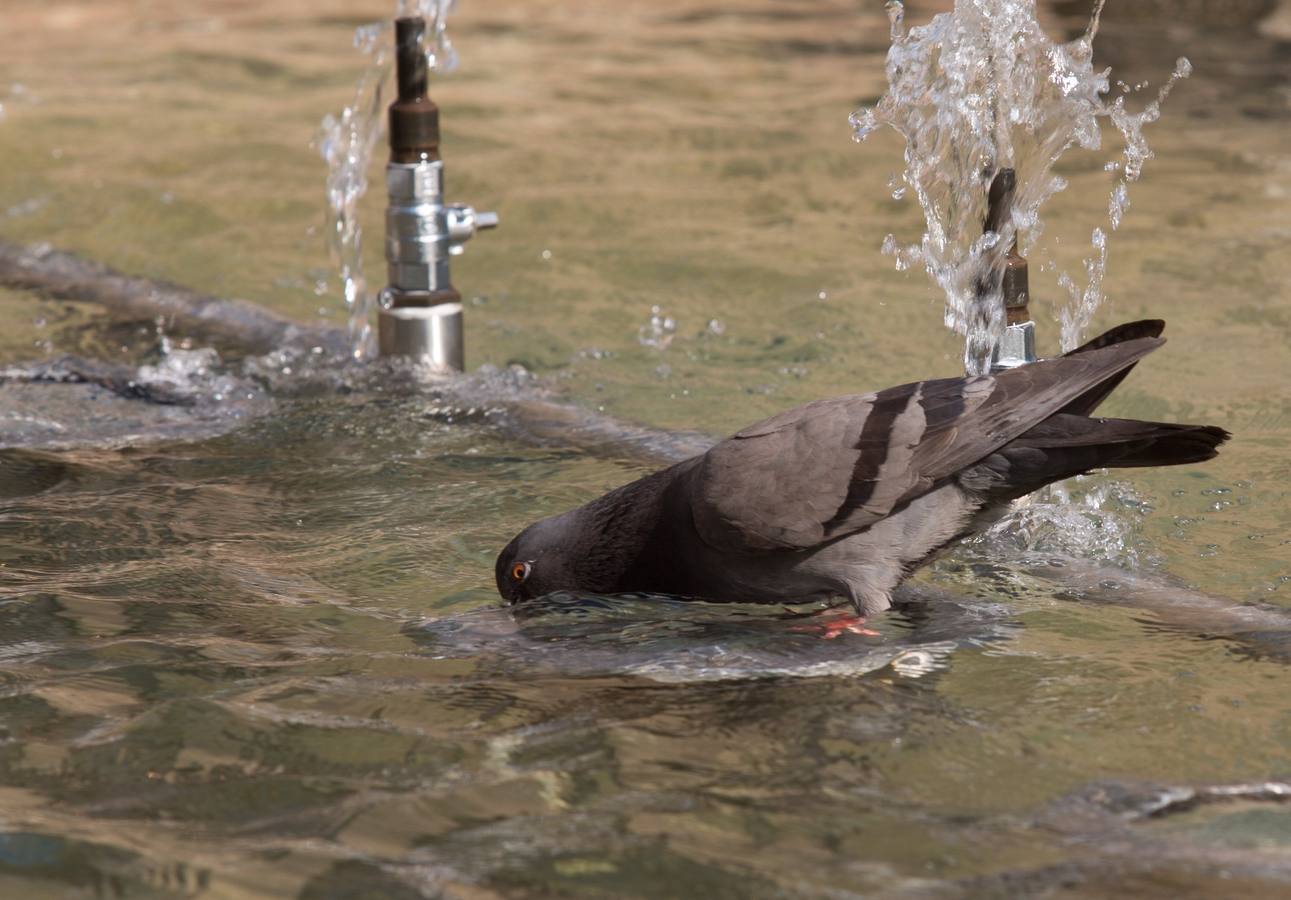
378, 16, 498, 371
984, 168, 1015, 236
984, 168, 1037, 372
389, 17, 439, 164
395, 17, 429, 100
984, 168, 1031, 324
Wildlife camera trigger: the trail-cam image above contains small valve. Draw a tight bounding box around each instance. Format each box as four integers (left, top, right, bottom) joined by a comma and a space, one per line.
445, 204, 500, 255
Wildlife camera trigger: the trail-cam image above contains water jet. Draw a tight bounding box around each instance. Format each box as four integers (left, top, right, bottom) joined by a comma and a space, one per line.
854, 0, 1192, 373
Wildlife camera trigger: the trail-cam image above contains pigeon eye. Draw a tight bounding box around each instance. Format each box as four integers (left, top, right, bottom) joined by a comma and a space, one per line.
511, 561, 531, 582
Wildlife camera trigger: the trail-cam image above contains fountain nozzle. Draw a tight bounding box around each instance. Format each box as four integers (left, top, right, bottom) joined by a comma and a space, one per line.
378, 16, 498, 370
390, 17, 439, 163
985, 169, 1031, 325
984, 168, 1036, 372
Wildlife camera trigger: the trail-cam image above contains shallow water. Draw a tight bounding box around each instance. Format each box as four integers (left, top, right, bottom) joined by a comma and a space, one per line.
1, 0, 1290, 896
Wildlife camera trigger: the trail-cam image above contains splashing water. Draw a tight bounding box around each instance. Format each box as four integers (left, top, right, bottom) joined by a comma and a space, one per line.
638, 305, 678, 350
316, 1, 459, 362
852, 0, 1190, 373
966, 478, 1152, 568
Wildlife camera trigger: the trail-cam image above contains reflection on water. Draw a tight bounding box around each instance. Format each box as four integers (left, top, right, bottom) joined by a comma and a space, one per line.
0, 0, 1290, 896
409, 589, 991, 682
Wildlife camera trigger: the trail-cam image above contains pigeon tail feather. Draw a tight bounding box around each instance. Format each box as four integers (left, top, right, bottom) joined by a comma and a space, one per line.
1057, 320, 1167, 417
960, 414, 1231, 500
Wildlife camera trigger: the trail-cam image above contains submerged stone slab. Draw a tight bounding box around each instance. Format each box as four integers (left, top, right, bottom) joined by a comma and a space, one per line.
0, 375, 271, 451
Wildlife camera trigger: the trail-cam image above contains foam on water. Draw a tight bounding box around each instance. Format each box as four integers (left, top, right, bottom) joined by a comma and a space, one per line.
316, 1, 459, 361
964, 476, 1153, 568
853, 0, 1190, 372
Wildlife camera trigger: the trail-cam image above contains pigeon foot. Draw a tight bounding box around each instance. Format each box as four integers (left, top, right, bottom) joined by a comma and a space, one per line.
788, 609, 879, 639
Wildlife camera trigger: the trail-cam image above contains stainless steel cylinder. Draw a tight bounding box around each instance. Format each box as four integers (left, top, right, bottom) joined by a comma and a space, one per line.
990, 321, 1037, 373
377, 301, 464, 371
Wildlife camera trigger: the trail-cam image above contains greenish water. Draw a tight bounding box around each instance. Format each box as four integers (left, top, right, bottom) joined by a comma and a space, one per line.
1, 1, 1290, 897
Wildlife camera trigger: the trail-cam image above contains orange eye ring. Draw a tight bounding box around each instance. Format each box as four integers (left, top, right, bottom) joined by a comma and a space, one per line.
511, 561, 531, 582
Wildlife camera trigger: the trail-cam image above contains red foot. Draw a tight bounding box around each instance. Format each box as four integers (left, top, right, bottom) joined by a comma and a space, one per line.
788, 610, 879, 639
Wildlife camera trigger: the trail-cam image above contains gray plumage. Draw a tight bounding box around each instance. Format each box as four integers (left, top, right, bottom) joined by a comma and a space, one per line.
495, 321, 1228, 614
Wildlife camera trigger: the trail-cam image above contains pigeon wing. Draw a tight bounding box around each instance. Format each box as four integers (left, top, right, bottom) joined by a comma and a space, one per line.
689, 335, 1164, 553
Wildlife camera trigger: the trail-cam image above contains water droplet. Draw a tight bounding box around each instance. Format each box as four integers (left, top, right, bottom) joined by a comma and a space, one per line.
639, 306, 678, 350
885, 0, 906, 39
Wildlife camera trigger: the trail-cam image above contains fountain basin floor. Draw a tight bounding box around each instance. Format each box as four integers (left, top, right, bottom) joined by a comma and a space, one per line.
1, 0, 1291, 897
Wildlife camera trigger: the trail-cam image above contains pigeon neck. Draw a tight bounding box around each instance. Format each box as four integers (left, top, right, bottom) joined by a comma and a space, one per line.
572, 460, 696, 593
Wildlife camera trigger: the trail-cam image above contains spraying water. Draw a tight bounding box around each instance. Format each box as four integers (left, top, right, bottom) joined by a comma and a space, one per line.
316, 1, 459, 361
853, 0, 1190, 374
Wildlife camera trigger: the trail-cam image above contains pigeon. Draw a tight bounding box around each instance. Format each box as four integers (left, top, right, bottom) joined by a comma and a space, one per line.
495, 321, 1228, 617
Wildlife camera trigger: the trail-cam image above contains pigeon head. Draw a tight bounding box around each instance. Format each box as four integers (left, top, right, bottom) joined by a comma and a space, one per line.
495, 464, 683, 604
494, 514, 581, 604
